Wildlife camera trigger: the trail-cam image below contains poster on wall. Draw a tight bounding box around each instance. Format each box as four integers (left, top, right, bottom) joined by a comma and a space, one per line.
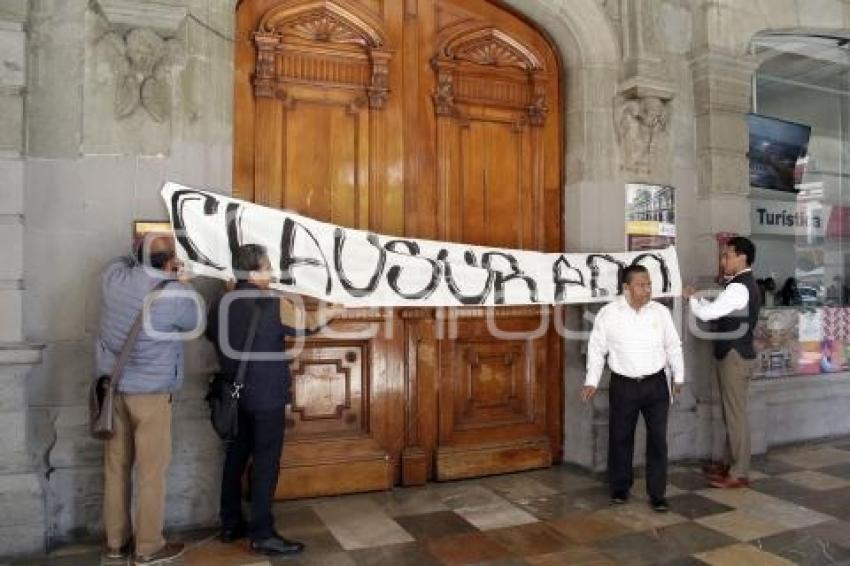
626, 184, 676, 251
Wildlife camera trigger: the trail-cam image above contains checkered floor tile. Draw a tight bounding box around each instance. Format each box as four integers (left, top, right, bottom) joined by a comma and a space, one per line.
11, 436, 850, 565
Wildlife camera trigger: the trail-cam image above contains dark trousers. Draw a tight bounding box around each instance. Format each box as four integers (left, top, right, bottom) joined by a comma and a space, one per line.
220, 406, 285, 541
608, 371, 670, 501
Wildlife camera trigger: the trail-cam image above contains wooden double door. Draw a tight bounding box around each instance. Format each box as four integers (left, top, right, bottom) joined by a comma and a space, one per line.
234, 0, 563, 498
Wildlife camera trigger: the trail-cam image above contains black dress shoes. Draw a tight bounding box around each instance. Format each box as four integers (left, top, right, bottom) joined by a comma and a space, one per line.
650, 498, 670, 513
250, 535, 305, 556
219, 523, 247, 543
611, 491, 629, 504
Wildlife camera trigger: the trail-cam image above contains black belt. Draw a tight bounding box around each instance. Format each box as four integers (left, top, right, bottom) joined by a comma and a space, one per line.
611, 369, 665, 381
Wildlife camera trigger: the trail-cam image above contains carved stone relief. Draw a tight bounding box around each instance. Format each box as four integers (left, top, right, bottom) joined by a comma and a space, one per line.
98, 28, 171, 122
615, 95, 670, 176
89, 1, 185, 123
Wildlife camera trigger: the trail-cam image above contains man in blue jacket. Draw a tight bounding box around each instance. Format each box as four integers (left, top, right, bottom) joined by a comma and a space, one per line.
97, 234, 200, 565
207, 244, 342, 556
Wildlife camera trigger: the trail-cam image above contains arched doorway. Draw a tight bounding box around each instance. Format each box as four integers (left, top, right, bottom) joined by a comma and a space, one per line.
233, 0, 564, 499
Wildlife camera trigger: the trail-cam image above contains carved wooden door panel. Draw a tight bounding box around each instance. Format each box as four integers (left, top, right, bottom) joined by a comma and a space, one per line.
235, 0, 399, 229
434, 311, 554, 480
235, 0, 562, 498
235, 0, 406, 499
401, 0, 563, 483
276, 315, 404, 498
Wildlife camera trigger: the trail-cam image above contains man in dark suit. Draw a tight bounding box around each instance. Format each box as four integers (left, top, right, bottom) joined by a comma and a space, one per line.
207, 244, 342, 556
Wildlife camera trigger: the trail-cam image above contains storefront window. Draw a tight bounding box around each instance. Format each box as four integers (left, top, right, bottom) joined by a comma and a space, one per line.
749, 33, 850, 377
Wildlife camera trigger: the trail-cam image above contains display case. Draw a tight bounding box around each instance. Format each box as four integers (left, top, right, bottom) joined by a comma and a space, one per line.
754, 306, 850, 378
749, 33, 850, 380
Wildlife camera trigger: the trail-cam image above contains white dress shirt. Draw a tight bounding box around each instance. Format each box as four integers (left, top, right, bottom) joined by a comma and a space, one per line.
689, 269, 751, 322
585, 297, 684, 388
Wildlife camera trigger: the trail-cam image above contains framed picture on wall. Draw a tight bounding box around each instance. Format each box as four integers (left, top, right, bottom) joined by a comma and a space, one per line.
625, 183, 676, 251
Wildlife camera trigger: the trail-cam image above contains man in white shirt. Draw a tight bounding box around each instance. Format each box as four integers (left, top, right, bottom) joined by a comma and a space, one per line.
683, 236, 760, 489
583, 264, 684, 512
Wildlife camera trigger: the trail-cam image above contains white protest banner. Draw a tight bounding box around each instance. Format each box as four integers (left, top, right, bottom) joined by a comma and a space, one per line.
161, 183, 681, 307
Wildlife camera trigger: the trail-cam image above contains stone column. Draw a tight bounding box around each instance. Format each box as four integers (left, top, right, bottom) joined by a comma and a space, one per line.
0, 1, 47, 556
616, 0, 675, 183
565, 60, 625, 470
689, 49, 757, 460
501, 0, 624, 470
573, 0, 682, 472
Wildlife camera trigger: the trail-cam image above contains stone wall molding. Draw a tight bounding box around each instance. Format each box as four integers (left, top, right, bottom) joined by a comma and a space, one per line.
95, 0, 188, 37
618, 0, 673, 94
0, 343, 44, 366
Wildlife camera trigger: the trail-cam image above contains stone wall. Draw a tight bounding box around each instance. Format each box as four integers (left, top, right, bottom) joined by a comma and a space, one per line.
0, 0, 47, 556
5, 0, 850, 557
19, 0, 235, 552
0, 2, 26, 342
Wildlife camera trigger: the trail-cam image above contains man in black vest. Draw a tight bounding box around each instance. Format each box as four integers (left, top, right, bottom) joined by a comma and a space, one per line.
684, 236, 761, 488
207, 244, 342, 556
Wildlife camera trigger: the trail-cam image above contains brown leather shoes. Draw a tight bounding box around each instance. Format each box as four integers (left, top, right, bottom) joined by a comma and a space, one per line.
709, 475, 749, 489
701, 462, 730, 477
706, 470, 729, 483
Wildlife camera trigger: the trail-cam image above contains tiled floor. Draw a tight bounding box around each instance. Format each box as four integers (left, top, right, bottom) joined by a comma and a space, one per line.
11, 436, 850, 565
